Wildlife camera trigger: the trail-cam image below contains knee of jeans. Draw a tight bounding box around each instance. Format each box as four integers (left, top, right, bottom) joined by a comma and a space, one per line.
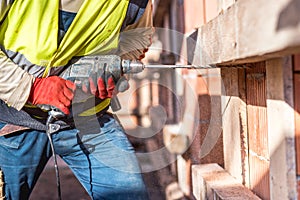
90, 174, 148, 200
91, 183, 148, 200
118, 175, 148, 197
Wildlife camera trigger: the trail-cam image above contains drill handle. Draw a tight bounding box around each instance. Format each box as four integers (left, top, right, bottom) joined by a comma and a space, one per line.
110, 76, 130, 112
110, 97, 122, 112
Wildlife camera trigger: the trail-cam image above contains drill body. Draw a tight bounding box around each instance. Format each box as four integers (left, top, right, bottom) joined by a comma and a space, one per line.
60, 55, 145, 86
59, 54, 145, 112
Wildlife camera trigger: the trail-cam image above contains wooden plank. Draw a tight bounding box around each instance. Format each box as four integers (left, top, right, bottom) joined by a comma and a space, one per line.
266, 57, 297, 200
192, 0, 300, 66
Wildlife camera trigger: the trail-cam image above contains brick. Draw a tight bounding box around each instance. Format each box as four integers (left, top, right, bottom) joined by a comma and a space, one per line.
266, 58, 297, 200
248, 153, 270, 200
177, 156, 192, 196
192, 164, 261, 200
297, 177, 300, 200
218, 0, 236, 13
184, 0, 205, 33
294, 54, 300, 72
205, 0, 219, 23
163, 125, 189, 154
294, 74, 300, 174
246, 63, 269, 157
221, 67, 248, 185
193, 0, 300, 66
165, 182, 185, 200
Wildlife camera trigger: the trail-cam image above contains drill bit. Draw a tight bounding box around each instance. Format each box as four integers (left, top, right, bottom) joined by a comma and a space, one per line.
144, 64, 212, 69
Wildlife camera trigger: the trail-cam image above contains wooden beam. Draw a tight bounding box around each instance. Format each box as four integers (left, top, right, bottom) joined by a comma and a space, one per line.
192, 0, 300, 66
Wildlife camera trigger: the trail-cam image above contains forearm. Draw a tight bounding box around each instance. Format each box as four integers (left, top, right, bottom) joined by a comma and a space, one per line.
0, 50, 35, 110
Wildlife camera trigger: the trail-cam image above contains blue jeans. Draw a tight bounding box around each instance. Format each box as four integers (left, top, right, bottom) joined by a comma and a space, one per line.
0, 113, 148, 200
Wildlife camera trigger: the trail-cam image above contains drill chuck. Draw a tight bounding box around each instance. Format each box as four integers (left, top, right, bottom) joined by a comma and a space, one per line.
121, 59, 145, 74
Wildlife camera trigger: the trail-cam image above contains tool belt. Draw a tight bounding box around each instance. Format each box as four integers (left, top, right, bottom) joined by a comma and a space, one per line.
0, 98, 109, 136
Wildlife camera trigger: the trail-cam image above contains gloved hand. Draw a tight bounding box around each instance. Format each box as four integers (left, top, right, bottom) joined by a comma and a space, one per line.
28, 76, 76, 115
82, 73, 129, 99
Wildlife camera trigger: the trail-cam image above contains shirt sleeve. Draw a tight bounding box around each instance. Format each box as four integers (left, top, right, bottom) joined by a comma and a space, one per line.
121, 0, 149, 31
117, 0, 154, 60
0, 50, 35, 110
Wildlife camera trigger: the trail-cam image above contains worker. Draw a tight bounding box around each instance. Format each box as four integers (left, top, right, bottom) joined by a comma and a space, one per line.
0, 0, 153, 199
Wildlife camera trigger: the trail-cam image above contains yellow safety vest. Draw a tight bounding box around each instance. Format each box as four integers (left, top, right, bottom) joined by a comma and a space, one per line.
0, 0, 129, 116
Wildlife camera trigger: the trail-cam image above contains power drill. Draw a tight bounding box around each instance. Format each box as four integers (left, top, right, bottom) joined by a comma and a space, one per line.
40, 54, 146, 121
42, 54, 202, 117
60, 54, 145, 112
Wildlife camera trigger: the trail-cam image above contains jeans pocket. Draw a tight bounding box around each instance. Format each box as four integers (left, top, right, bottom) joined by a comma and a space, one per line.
0, 122, 23, 149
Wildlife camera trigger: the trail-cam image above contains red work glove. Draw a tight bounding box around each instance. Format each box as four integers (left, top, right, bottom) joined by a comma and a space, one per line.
86, 75, 115, 99
28, 76, 76, 115
82, 73, 129, 99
